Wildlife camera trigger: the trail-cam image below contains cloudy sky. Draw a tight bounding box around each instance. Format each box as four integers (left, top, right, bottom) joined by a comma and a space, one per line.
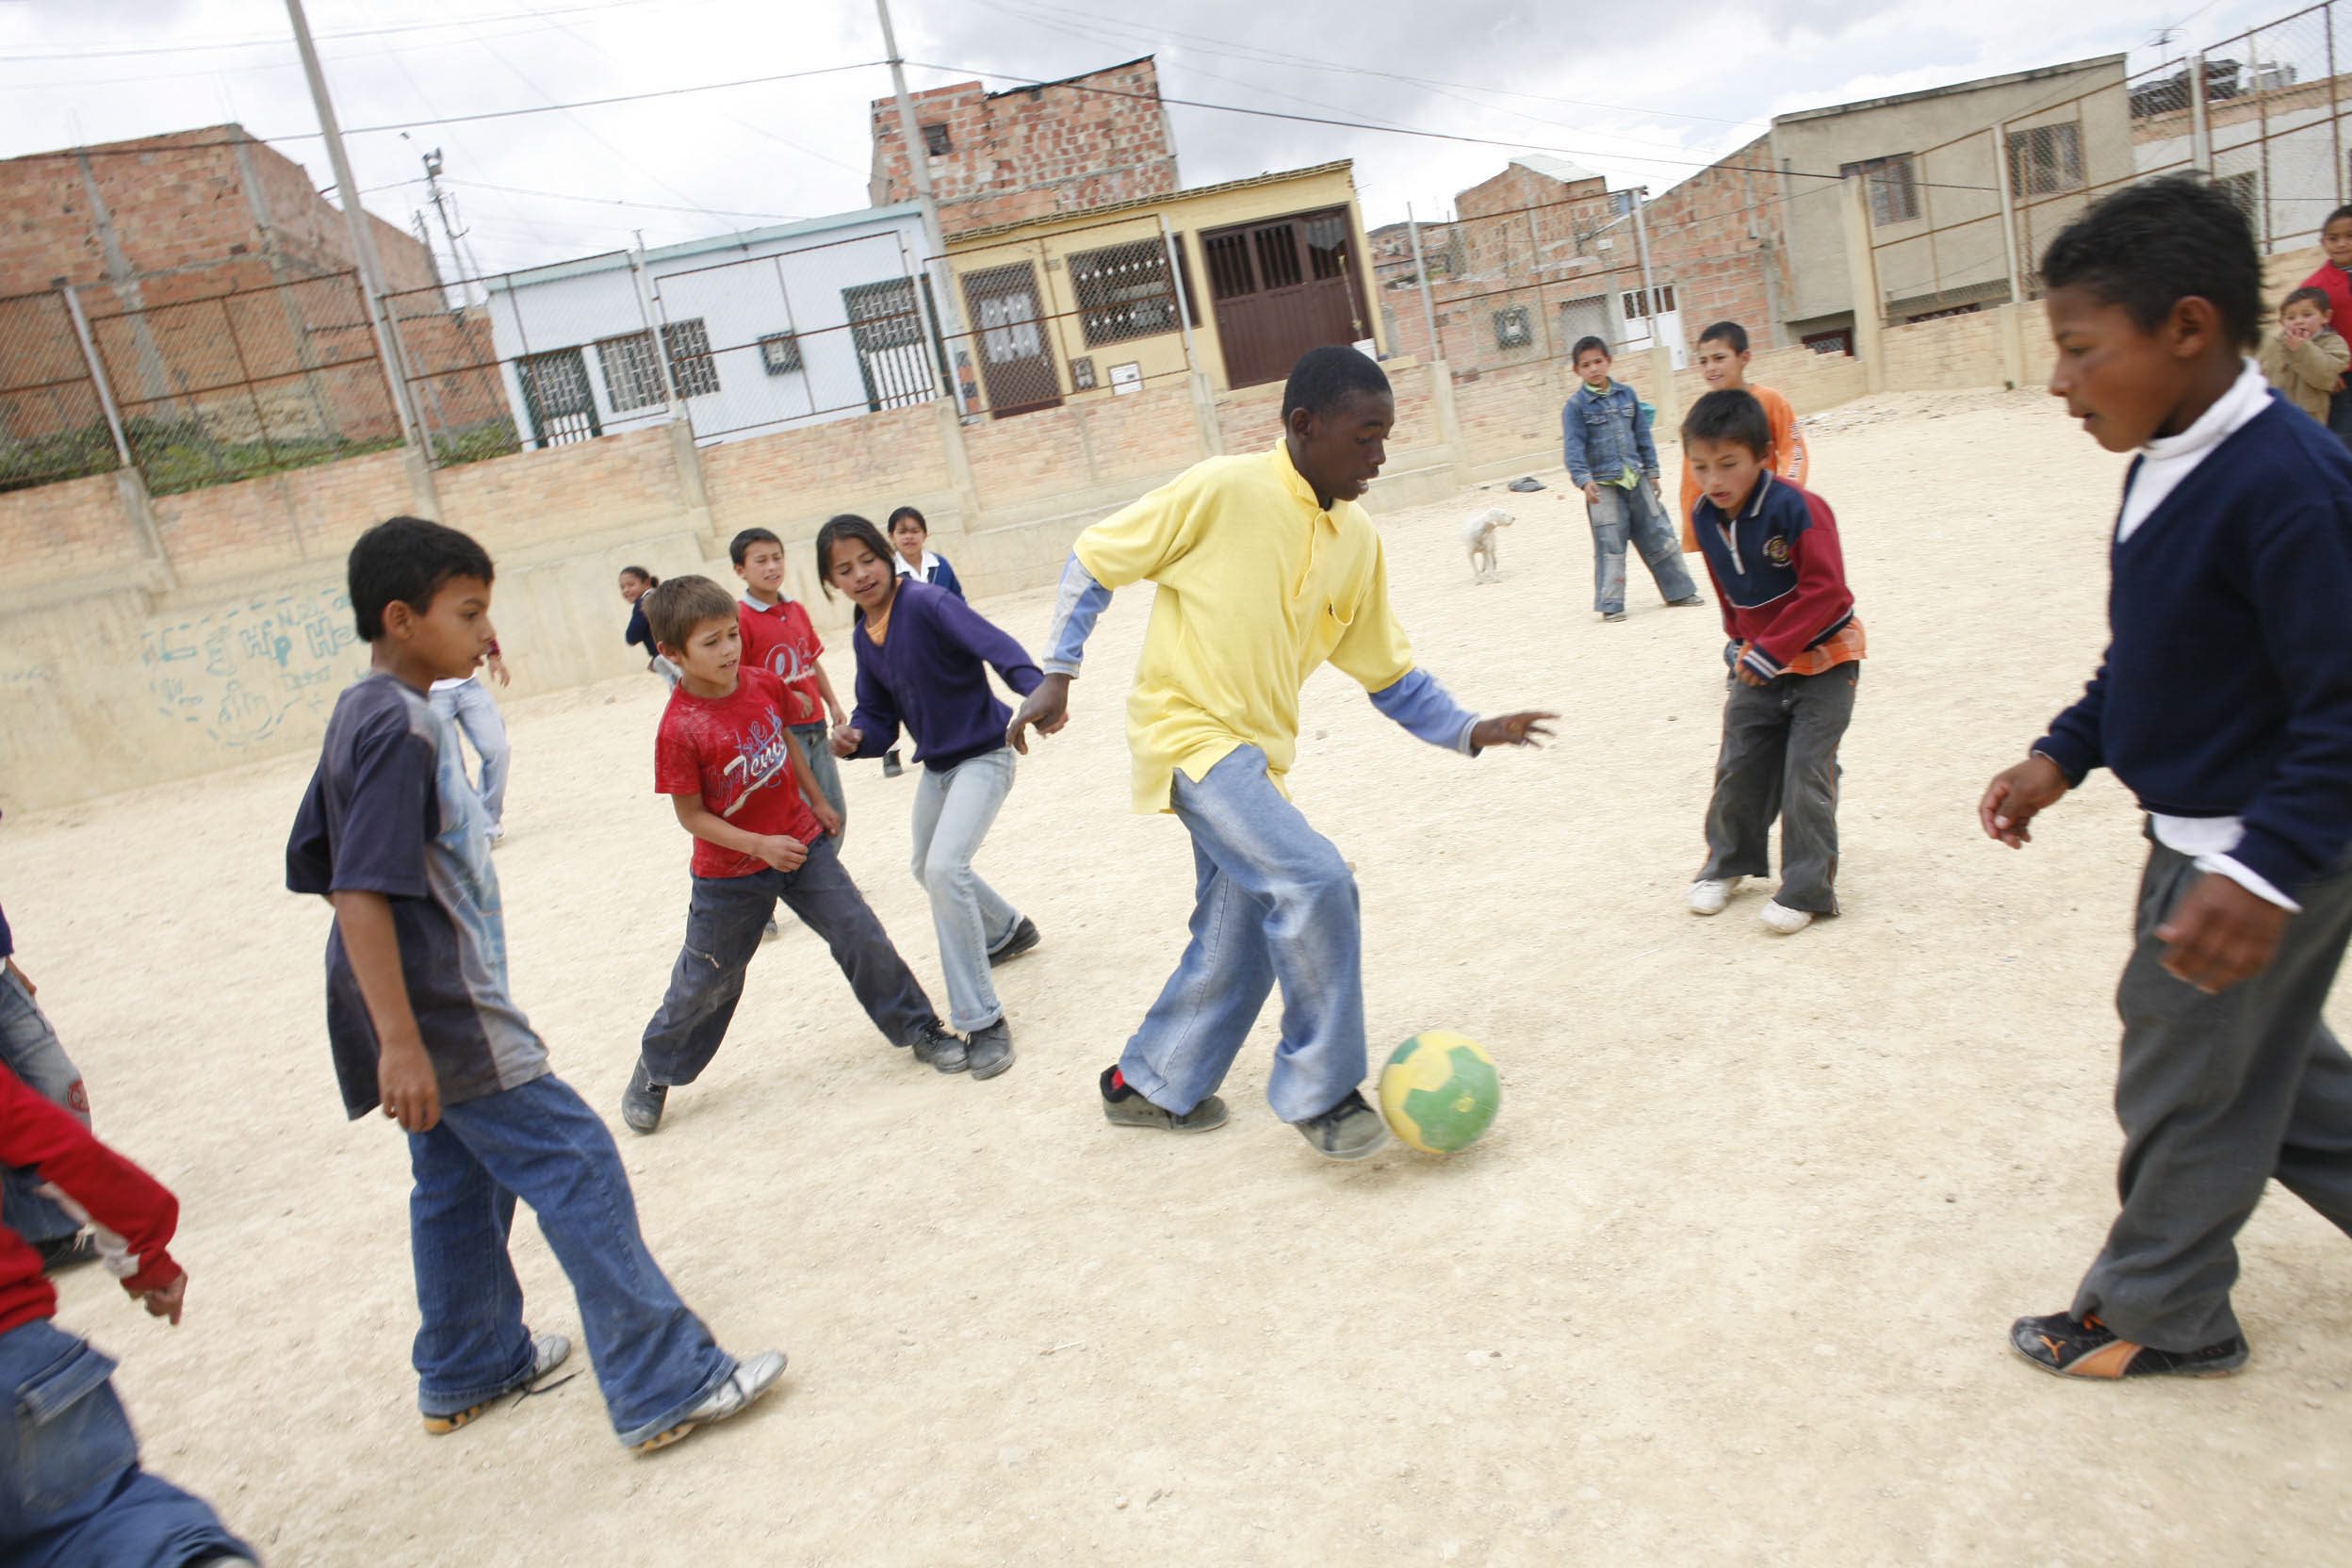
0, 0, 2286, 277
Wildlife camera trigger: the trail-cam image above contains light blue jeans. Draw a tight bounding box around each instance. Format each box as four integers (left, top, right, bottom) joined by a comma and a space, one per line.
429, 678, 511, 829
1117, 745, 1365, 1123
0, 967, 86, 1247
791, 722, 846, 846
408, 1072, 739, 1447
909, 747, 1021, 1032
1587, 481, 1695, 614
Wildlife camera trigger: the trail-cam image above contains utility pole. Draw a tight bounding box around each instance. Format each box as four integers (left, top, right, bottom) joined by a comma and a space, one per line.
419, 147, 475, 305
874, 0, 972, 413
285, 0, 419, 444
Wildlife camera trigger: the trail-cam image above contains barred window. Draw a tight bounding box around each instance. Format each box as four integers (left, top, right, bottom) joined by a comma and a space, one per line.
1840, 155, 1920, 226
595, 331, 665, 412
1070, 239, 1180, 347
662, 318, 719, 399
1493, 306, 1532, 349
922, 122, 952, 156
2006, 124, 2083, 197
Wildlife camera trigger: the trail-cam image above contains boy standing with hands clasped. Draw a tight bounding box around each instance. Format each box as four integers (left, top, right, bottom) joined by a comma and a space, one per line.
1982, 177, 2352, 1380
286, 518, 784, 1452
1560, 335, 1704, 622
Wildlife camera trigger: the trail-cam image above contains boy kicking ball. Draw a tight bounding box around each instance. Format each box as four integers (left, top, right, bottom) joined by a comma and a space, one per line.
1982, 176, 2352, 1380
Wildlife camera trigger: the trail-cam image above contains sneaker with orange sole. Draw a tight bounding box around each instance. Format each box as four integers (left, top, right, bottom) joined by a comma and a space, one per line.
2009, 1311, 2248, 1379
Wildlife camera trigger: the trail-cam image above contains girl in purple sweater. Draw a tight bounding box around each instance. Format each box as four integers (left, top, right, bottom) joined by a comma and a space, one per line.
823, 514, 1042, 1079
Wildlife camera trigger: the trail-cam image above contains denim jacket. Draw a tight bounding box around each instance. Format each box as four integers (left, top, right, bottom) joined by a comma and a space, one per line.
1560, 379, 1658, 488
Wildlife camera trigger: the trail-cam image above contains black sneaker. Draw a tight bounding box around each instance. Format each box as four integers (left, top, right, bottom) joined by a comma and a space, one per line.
1602, 612, 1628, 623
1295, 1089, 1390, 1161
35, 1233, 99, 1273
988, 917, 1041, 967
965, 1019, 1015, 1080
911, 1021, 970, 1074
1099, 1065, 1227, 1132
621, 1059, 667, 1135
2009, 1311, 2249, 1380
1666, 595, 1707, 608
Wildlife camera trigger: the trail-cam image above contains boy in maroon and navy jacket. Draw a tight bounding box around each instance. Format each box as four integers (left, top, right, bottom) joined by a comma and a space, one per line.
1680, 388, 1866, 936
0, 1062, 253, 1565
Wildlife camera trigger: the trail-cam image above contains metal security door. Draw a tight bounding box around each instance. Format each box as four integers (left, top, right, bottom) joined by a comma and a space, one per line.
842, 279, 941, 412
515, 347, 600, 448
1200, 207, 1369, 388
960, 262, 1061, 416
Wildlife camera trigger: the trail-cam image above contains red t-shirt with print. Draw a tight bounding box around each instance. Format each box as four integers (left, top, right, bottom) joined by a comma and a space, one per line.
737, 597, 826, 726
654, 667, 825, 878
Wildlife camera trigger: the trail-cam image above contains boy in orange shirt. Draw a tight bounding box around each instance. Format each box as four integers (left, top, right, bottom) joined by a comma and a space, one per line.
1679, 320, 1808, 552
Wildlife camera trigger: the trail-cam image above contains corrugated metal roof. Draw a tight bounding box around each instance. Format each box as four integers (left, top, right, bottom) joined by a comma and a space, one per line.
1510, 154, 1606, 187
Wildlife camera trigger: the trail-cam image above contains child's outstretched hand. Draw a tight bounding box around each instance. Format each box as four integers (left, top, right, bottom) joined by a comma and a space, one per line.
2157, 874, 2291, 993
1979, 755, 2069, 848
755, 835, 809, 874
830, 726, 861, 760
1472, 710, 1558, 750
1007, 675, 1072, 755
139, 1273, 188, 1326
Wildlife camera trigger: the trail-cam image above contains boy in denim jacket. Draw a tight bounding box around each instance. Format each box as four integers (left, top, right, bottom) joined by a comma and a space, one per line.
1560, 335, 1704, 622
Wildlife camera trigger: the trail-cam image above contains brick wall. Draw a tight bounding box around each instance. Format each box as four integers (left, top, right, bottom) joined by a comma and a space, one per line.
1639, 138, 1788, 348
0, 472, 142, 587
870, 60, 1180, 237
435, 427, 686, 559
963, 381, 1203, 507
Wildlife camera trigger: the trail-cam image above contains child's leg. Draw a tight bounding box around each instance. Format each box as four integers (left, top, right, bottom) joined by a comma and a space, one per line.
1697, 678, 1789, 885
1772, 664, 1858, 913
2273, 1021, 2352, 1232
1586, 488, 1629, 615
1130, 744, 1364, 1123
406, 1119, 535, 1421
907, 750, 1021, 1031
1116, 836, 1276, 1116
792, 721, 847, 842
0, 1318, 254, 1565
0, 969, 89, 1247
2070, 844, 2352, 1350
1626, 484, 1700, 602
639, 874, 776, 1086
773, 837, 939, 1045
435, 1076, 739, 1447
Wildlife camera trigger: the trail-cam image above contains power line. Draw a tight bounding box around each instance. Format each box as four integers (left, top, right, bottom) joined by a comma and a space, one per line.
446, 177, 803, 222
0, 0, 688, 61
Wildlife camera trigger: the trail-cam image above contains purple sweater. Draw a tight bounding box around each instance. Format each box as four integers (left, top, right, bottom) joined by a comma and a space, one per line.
847, 580, 1043, 773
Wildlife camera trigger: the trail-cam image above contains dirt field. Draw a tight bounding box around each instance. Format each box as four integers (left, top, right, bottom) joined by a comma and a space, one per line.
11, 388, 2352, 1566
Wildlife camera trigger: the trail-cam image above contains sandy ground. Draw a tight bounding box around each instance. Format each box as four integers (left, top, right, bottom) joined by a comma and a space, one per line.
9, 387, 2352, 1567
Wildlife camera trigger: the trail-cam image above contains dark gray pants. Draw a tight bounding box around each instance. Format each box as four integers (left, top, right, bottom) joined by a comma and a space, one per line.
1696, 663, 1858, 914
2070, 837, 2352, 1349
639, 836, 937, 1086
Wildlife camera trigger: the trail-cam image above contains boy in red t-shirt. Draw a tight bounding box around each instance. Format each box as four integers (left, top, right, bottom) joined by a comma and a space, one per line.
731, 528, 850, 834
626, 576, 962, 1134
2300, 205, 2352, 446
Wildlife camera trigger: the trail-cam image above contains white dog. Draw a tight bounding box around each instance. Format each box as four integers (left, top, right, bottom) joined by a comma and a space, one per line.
1462, 506, 1513, 583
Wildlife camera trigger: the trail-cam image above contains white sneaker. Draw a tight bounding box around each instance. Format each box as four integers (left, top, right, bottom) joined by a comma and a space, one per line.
1758, 901, 1814, 935
1688, 877, 1740, 916
635, 1349, 788, 1452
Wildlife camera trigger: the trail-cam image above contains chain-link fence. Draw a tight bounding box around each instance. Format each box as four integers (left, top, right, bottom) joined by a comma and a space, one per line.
0, 289, 116, 494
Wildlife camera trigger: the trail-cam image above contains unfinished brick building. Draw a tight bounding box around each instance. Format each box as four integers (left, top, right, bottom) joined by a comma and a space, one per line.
868, 57, 1181, 237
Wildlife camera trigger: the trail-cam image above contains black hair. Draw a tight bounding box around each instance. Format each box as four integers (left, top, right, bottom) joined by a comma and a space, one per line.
1697, 320, 1750, 355
1680, 388, 1772, 457
348, 515, 493, 642
1280, 345, 1390, 420
1571, 335, 1611, 366
2038, 174, 2262, 351
2283, 286, 2334, 317
886, 505, 928, 535
619, 564, 659, 587
728, 526, 784, 566
814, 514, 898, 602
2326, 204, 2352, 231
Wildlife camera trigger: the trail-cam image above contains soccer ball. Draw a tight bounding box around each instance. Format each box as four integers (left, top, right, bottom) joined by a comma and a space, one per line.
1377, 1031, 1500, 1154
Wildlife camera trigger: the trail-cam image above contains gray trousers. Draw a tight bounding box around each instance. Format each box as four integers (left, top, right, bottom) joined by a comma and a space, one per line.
2071, 837, 2352, 1349
1586, 482, 1696, 614
1696, 662, 1857, 913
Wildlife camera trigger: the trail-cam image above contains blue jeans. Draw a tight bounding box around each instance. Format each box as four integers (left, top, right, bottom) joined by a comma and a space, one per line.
791, 722, 846, 846
429, 678, 511, 829
0, 967, 87, 1247
0, 1318, 253, 1566
909, 747, 1021, 1032
408, 1073, 737, 1447
1117, 746, 1365, 1123
1587, 482, 1695, 614
639, 836, 937, 1085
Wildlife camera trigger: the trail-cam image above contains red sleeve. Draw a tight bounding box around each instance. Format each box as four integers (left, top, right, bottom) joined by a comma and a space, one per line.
0, 1066, 181, 1294
1746, 492, 1854, 675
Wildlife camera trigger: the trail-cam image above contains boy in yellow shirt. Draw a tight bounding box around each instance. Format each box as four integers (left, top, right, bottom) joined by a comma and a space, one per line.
1007, 348, 1554, 1159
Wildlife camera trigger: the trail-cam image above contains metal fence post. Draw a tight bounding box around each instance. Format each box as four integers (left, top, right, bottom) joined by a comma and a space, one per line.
1158, 214, 1222, 458
2331, 0, 2344, 208
1406, 204, 1442, 361
1992, 119, 2024, 305
629, 251, 683, 416
2191, 55, 2213, 172
58, 284, 132, 469
1840, 174, 1887, 394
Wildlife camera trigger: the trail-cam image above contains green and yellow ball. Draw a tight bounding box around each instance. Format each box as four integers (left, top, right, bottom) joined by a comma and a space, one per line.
1377, 1031, 1501, 1154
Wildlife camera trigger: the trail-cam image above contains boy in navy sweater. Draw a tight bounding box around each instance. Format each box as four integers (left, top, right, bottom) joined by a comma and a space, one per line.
1683, 389, 1864, 935
1980, 176, 2352, 1380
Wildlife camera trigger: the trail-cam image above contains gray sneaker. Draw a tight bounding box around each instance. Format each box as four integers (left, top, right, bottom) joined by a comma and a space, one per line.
634, 1349, 788, 1453
424, 1331, 571, 1435
1099, 1066, 1227, 1132
621, 1059, 667, 1135
965, 1019, 1015, 1080
1296, 1088, 1390, 1161
910, 1021, 970, 1074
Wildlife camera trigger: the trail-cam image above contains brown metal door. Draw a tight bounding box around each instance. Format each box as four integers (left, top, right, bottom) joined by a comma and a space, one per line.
1200, 207, 1370, 388
960, 263, 1062, 417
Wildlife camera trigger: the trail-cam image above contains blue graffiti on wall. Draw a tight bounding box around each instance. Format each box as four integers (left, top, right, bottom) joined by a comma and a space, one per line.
142, 588, 365, 748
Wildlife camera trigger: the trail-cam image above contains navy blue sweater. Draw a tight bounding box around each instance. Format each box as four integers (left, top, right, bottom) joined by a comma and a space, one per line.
2035, 397, 2352, 896
848, 580, 1042, 773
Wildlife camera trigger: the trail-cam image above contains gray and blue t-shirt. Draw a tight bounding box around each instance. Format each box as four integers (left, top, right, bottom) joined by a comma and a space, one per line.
286, 672, 548, 1119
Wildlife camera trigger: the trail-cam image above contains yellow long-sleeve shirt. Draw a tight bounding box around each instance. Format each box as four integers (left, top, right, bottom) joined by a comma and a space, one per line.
1073, 442, 1416, 814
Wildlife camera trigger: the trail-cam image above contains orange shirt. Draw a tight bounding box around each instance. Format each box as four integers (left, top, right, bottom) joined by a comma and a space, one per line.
1679, 383, 1807, 552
